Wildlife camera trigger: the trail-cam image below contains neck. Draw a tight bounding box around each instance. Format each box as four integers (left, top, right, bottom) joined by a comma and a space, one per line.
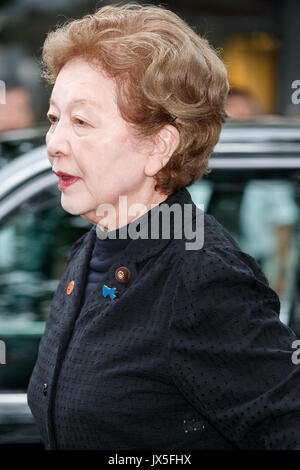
81, 191, 170, 231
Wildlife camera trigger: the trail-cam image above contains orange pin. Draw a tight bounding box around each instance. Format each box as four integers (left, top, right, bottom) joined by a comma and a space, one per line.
66, 280, 75, 295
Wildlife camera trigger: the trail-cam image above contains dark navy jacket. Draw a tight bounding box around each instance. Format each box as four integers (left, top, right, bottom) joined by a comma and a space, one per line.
27, 187, 300, 450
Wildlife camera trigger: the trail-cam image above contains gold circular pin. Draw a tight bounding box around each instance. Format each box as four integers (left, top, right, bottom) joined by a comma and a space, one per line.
66, 280, 75, 295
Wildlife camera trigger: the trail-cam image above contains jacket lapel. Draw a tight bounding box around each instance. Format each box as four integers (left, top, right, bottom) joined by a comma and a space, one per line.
62, 186, 200, 321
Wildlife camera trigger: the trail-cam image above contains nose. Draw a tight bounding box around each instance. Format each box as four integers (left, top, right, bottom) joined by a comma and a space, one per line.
46, 118, 70, 161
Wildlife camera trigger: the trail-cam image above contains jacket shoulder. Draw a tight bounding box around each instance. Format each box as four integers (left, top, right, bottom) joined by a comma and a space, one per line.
172, 210, 251, 265
171, 210, 277, 316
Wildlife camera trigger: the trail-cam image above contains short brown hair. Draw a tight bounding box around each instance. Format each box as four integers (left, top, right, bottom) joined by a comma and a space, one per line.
41, 2, 229, 194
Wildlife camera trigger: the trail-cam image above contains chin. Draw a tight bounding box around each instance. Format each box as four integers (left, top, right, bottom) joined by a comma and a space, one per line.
60, 197, 85, 216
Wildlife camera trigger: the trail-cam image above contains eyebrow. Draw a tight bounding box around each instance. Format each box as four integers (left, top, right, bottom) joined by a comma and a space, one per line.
49, 97, 101, 108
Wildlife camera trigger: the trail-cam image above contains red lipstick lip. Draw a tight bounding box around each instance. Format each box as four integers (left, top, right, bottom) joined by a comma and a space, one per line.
53, 170, 76, 177
52, 169, 80, 191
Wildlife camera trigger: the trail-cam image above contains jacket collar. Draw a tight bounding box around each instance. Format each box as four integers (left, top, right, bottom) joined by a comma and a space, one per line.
84, 186, 198, 263
65, 186, 199, 316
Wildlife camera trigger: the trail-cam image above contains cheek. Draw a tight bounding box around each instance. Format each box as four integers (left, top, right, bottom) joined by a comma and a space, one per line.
74, 140, 101, 175
77, 136, 121, 175
75, 131, 145, 189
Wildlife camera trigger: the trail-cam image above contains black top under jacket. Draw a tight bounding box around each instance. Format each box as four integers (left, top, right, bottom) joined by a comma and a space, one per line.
27, 186, 300, 450
81, 227, 131, 307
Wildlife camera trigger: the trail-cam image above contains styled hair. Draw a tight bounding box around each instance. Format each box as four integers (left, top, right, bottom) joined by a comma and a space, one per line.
41, 2, 229, 194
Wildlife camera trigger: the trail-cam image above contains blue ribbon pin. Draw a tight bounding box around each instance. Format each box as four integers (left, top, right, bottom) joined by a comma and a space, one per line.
101, 284, 118, 300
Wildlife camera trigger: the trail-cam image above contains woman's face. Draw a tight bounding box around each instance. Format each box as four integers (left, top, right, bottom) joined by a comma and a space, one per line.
46, 57, 156, 226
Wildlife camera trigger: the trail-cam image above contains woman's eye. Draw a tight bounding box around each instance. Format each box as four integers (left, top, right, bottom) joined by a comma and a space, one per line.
47, 114, 57, 124
46, 115, 87, 127
74, 118, 87, 127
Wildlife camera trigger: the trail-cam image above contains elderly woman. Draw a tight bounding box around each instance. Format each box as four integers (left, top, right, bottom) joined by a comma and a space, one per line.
27, 3, 300, 450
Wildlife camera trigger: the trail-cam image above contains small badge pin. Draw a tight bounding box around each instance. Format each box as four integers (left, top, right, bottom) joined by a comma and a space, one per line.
115, 266, 131, 283
66, 280, 74, 295
101, 284, 118, 300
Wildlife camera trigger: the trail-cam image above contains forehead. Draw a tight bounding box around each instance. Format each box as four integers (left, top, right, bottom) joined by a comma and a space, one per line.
49, 96, 102, 109
50, 59, 116, 108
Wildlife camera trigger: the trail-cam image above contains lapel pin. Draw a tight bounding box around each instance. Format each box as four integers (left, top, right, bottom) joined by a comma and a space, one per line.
115, 266, 131, 283
66, 280, 74, 295
101, 284, 119, 300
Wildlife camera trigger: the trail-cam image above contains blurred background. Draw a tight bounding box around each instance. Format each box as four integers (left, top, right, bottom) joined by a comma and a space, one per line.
1, 0, 300, 129
1, 0, 300, 448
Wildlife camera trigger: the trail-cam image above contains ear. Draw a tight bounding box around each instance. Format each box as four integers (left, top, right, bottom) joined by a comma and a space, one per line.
144, 124, 180, 177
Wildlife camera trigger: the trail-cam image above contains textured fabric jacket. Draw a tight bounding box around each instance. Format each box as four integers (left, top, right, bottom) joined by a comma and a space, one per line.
27, 187, 300, 450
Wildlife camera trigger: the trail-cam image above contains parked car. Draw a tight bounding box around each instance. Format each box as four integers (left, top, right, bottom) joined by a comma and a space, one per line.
0, 126, 48, 168
1, 120, 300, 446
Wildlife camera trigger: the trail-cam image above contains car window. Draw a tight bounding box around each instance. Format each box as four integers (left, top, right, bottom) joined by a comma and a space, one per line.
0, 184, 90, 390
187, 178, 300, 326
